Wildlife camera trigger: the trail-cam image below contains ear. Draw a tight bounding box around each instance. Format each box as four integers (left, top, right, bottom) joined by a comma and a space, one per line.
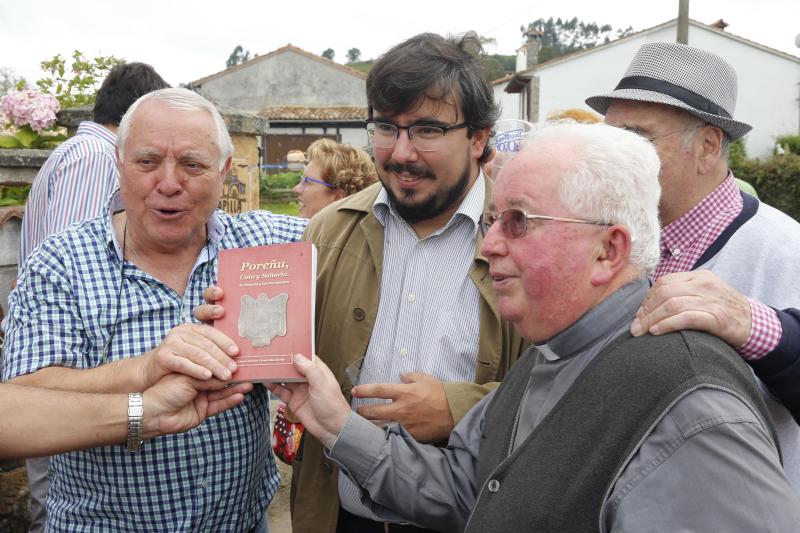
470, 127, 491, 160
695, 125, 724, 175
590, 225, 632, 287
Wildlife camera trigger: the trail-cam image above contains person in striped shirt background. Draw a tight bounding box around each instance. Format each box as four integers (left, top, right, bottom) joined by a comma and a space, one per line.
17, 60, 169, 533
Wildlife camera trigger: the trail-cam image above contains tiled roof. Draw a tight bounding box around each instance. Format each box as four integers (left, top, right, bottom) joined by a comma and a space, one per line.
259, 105, 367, 121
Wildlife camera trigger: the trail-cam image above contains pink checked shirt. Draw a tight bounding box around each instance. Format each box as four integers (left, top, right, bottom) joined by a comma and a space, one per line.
653, 174, 780, 360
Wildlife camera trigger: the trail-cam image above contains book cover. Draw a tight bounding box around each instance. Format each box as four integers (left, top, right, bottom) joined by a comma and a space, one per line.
215, 241, 316, 382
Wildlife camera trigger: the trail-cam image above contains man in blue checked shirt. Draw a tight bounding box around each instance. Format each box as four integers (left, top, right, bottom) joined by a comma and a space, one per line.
2, 88, 307, 532
18, 62, 169, 533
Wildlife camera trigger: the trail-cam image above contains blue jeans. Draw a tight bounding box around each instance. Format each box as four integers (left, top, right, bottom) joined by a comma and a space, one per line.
253, 511, 270, 533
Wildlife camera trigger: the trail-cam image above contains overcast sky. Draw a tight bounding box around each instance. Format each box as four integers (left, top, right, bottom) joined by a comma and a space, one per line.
1, 0, 798, 87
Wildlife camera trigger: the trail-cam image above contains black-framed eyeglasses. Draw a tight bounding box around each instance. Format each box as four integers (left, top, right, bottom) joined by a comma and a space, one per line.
365, 120, 469, 152
300, 175, 334, 188
479, 208, 610, 239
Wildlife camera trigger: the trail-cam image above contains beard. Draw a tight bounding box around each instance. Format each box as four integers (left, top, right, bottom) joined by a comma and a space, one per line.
379, 154, 473, 225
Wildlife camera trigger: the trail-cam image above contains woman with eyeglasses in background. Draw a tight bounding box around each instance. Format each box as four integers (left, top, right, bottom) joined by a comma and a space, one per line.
276, 139, 377, 464
293, 138, 378, 219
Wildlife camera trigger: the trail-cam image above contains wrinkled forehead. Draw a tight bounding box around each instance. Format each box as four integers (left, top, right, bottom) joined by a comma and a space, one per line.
491, 144, 571, 208
124, 101, 220, 153
605, 100, 689, 129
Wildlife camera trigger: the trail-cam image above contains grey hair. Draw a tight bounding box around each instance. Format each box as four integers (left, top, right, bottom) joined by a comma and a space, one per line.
522, 122, 662, 274
680, 112, 730, 159
117, 87, 233, 171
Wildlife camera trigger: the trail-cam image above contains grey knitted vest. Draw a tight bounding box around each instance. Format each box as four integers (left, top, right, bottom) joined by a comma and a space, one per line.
466, 331, 777, 533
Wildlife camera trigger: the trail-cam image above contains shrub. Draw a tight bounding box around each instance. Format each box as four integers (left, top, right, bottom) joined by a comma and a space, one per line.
259, 171, 301, 196
728, 138, 746, 169
775, 134, 800, 156
732, 153, 800, 222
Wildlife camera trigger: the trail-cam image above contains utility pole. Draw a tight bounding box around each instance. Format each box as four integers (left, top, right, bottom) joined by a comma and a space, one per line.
677, 0, 689, 44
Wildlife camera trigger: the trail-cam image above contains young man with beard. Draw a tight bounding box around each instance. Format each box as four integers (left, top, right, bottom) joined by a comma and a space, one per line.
289, 32, 527, 532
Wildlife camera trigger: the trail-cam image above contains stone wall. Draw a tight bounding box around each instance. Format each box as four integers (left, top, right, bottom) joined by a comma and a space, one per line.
0, 460, 30, 533
0, 149, 51, 315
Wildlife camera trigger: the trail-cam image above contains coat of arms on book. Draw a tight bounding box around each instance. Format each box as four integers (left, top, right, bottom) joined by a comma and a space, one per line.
239, 293, 289, 346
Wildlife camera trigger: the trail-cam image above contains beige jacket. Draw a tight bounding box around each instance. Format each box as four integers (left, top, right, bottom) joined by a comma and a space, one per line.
291, 179, 527, 533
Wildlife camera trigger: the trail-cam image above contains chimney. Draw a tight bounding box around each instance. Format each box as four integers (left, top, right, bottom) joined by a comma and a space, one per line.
520, 28, 543, 71
710, 19, 729, 31
515, 45, 527, 72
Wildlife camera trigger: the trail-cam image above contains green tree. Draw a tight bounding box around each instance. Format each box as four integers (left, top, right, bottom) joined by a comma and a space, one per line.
226, 45, 251, 68
523, 17, 634, 63
36, 50, 123, 108
482, 54, 516, 82
346, 48, 362, 63
322, 48, 335, 60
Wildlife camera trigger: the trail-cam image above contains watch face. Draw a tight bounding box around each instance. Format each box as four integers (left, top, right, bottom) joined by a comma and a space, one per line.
130, 405, 144, 417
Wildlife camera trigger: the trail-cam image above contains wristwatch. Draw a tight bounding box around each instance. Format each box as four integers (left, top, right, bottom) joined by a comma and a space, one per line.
127, 392, 144, 452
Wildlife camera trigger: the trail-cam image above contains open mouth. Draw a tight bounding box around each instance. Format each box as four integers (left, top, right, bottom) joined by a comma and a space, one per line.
152, 207, 186, 218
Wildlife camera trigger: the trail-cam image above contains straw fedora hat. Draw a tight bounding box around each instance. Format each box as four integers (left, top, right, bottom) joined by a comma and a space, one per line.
586, 42, 752, 140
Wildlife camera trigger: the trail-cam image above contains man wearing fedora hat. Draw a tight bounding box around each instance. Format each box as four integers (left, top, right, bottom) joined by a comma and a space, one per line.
587, 42, 800, 489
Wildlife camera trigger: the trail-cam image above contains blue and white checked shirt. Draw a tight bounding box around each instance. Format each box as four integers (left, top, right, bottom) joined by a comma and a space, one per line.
19, 121, 119, 266
3, 192, 307, 532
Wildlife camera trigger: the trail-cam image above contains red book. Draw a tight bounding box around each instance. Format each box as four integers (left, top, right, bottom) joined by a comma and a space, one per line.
215, 241, 316, 382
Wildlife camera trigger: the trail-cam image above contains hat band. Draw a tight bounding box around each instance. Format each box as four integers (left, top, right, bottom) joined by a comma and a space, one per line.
614, 76, 731, 119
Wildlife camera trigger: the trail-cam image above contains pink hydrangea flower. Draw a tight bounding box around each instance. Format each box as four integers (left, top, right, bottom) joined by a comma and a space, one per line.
0, 90, 60, 133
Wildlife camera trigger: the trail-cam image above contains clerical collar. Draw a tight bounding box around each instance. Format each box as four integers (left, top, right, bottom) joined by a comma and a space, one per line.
536, 278, 650, 361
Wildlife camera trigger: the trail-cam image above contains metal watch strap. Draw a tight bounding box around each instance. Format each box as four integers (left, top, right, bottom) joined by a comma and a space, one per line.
127, 392, 144, 452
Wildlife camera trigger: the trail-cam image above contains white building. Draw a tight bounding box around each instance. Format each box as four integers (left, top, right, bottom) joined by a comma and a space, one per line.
497, 19, 800, 158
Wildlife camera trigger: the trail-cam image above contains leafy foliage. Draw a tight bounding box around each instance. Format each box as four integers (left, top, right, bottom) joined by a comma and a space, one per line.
226, 45, 251, 68
731, 153, 800, 221
0, 184, 32, 206
36, 50, 123, 109
0, 125, 65, 148
524, 17, 634, 63
775, 134, 800, 156
729, 138, 747, 169
322, 48, 335, 60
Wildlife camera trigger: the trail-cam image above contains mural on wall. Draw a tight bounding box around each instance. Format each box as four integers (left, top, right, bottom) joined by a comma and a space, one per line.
219, 159, 251, 214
